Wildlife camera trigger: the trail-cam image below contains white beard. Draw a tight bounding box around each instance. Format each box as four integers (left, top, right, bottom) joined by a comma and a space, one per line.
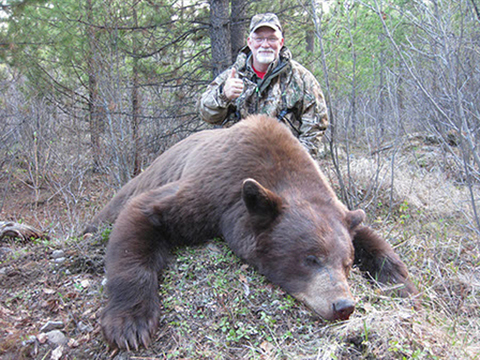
255, 49, 276, 65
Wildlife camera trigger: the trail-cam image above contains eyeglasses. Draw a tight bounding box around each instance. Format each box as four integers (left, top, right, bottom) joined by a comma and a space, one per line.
251, 36, 281, 45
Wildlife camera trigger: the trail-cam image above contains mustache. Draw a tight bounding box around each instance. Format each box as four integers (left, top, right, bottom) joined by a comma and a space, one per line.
258, 49, 275, 53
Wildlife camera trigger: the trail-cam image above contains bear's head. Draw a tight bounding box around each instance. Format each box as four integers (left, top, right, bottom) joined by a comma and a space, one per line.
242, 178, 365, 321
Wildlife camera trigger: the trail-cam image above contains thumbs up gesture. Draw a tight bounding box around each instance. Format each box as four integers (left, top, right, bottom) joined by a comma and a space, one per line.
223, 68, 244, 101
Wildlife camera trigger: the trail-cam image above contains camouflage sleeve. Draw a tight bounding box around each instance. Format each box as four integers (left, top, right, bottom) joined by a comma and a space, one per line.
298, 70, 329, 153
197, 69, 233, 125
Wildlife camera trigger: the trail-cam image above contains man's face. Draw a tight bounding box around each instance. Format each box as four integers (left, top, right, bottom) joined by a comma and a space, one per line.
247, 27, 284, 67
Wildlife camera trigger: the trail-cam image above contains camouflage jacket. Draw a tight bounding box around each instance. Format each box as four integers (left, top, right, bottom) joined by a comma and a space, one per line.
198, 46, 329, 152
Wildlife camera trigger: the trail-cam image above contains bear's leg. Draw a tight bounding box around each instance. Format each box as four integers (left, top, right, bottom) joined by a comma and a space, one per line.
352, 226, 418, 298
101, 184, 179, 350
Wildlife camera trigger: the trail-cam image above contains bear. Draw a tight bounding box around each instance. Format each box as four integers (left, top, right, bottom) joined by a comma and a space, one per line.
86, 115, 418, 350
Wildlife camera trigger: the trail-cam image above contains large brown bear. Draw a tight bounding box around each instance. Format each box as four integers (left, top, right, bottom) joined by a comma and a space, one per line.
87, 115, 418, 350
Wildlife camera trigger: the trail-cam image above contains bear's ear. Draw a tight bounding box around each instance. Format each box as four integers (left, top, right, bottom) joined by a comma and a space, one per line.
345, 209, 365, 230
242, 178, 283, 230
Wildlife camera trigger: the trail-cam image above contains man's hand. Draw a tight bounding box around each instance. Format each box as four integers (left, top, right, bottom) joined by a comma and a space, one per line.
223, 68, 244, 101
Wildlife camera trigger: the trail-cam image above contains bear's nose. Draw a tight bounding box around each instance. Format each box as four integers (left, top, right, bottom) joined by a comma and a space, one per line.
332, 299, 355, 321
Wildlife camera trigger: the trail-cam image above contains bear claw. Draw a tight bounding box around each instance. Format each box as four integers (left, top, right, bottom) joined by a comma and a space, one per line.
101, 306, 159, 350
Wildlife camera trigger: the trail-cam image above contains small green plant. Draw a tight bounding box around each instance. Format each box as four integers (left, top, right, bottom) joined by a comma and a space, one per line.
399, 200, 411, 224
166, 350, 181, 359
388, 339, 438, 359
66, 236, 80, 244
362, 319, 370, 343
32, 237, 53, 247
73, 282, 84, 291
101, 227, 112, 243
278, 294, 297, 311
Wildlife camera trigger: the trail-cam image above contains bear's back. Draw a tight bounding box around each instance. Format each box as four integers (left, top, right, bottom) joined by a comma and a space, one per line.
133, 115, 323, 198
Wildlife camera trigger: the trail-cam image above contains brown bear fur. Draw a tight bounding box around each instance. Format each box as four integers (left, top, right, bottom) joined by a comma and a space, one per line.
87, 115, 418, 350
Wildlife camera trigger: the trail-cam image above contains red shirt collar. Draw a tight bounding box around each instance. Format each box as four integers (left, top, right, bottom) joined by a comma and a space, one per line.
252, 64, 266, 79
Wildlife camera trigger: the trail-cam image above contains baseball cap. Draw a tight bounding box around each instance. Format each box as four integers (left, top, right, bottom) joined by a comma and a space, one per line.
249, 13, 283, 34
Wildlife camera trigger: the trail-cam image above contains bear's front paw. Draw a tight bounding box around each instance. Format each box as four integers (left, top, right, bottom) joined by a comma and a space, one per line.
101, 302, 160, 350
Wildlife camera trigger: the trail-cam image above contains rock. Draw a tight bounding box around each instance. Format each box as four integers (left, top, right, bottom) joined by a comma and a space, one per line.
77, 321, 93, 333
51, 250, 65, 259
53, 257, 66, 264
46, 330, 69, 346
40, 320, 64, 332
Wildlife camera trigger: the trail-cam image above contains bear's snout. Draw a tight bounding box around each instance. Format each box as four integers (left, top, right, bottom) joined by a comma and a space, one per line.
332, 298, 355, 321
290, 268, 355, 322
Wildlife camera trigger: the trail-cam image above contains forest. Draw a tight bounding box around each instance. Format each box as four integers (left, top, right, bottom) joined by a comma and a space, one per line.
0, 0, 479, 359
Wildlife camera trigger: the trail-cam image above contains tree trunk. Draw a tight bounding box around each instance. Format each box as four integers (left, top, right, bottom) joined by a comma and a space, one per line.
131, 4, 142, 176
306, 31, 314, 53
230, 0, 248, 59
86, 0, 103, 171
209, 0, 232, 77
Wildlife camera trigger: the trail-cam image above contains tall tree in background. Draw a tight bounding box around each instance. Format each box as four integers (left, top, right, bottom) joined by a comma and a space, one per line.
207, 0, 249, 76
209, 0, 232, 77
230, 0, 248, 59
85, 0, 104, 171
130, 1, 142, 176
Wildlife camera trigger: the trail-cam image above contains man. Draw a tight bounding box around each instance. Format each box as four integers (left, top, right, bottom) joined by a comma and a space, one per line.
198, 13, 328, 153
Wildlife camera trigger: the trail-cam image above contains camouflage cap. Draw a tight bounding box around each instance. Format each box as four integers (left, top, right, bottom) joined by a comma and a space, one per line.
249, 13, 282, 34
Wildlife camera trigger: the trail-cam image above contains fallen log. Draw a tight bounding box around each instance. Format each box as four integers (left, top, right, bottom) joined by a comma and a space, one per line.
0, 221, 46, 241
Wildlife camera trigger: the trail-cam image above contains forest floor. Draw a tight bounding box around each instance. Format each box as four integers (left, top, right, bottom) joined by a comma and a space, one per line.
0, 139, 479, 360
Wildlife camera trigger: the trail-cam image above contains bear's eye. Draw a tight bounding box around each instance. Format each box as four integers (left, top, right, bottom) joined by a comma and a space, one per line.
304, 255, 322, 267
